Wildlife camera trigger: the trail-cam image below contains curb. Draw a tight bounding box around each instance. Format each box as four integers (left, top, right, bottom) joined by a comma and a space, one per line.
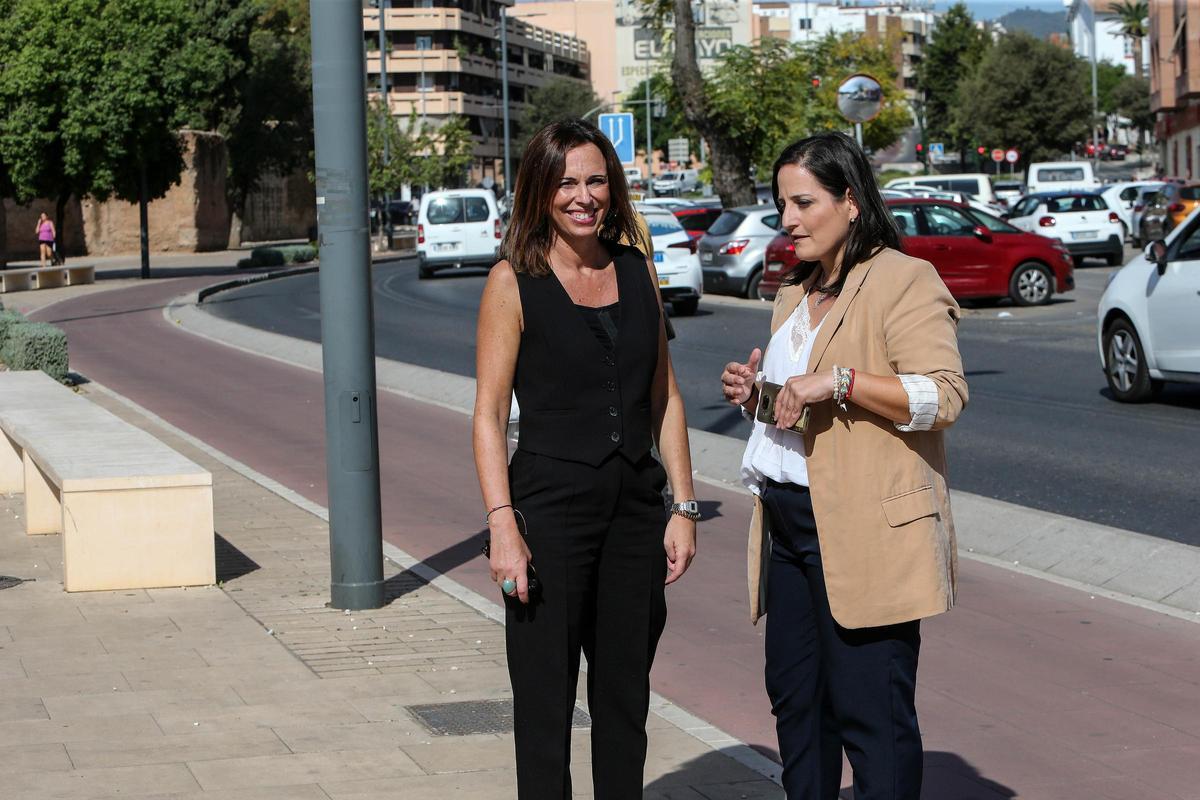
195, 252, 416, 303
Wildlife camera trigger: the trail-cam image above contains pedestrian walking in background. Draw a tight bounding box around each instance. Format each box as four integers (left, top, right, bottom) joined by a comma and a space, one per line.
36, 212, 55, 268
473, 118, 698, 799
720, 132, 968, 799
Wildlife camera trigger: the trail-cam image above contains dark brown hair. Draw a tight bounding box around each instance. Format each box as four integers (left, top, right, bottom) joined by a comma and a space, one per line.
772, 131, 901, 295
499, 119, 642, 277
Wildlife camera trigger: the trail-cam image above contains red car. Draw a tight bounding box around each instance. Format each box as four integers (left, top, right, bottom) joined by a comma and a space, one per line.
673, 207, 724, 242
758, 198, 1075, 306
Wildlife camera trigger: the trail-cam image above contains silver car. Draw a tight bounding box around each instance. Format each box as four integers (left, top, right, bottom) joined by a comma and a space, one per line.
697, 205, 782, 298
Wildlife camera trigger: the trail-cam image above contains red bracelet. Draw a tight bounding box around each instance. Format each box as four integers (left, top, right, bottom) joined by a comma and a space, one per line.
846, 368, 856, 399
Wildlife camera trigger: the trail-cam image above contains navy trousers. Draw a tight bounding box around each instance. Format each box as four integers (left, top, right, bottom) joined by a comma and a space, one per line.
762, 479, 923, 800
504, 449, 669, 799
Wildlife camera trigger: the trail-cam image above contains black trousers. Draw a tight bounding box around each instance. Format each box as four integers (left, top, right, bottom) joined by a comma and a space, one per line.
505, 449, 669, 799
761, 479, 923, 800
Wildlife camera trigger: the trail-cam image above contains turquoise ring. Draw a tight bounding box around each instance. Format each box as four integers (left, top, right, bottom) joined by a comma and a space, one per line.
501, 578, 517, 595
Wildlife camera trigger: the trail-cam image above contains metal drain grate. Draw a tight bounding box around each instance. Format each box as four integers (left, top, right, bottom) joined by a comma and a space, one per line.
406, 698, 591, 736
0, 576, 31, 591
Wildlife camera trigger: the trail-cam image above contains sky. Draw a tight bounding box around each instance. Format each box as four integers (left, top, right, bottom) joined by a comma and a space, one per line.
932, 0, 1068, 20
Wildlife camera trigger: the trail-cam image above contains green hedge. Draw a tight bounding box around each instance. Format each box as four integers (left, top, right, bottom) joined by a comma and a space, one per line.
0, 309, 26, 351
239, 244, 317, 269
0, 321, 68, 382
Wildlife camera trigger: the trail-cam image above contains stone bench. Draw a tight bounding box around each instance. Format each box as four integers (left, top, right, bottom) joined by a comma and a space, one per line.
0, 371, 215, 592
0, 264, 95, 293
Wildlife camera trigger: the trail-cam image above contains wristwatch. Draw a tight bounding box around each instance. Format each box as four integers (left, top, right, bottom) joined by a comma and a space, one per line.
669, 500, 701, 522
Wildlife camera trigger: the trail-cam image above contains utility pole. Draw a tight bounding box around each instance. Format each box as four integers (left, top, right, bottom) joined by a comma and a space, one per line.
377, 0, 388, 165
1090, 8, 1101, 173
645, 78, 654, 197
500, 7, 512, 200
309, 0, 384, 611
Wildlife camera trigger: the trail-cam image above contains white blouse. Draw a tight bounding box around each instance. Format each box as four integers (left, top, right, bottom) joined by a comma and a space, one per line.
739, 297, 941, 495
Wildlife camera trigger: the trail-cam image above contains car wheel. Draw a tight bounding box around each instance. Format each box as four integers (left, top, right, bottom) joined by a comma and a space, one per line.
745, 270, 763, 300
673, 297, 699, 316
1103, 318, 1157, 402
1106, 248, 1123, 267
1072, 256, 1086, 269
418, 258, 433, 280
1008, 262, 1053, 306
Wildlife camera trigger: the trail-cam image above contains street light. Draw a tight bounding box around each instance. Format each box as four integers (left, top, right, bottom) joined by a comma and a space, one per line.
498, 10, 545, 199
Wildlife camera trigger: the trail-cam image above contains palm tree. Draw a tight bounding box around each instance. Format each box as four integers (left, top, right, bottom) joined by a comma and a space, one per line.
1107, 0, 1149, 81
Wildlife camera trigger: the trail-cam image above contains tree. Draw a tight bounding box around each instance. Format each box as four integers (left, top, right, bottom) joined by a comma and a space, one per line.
803, 32, 911, 154
414, 115, 475, 190
516, 77, 600, 155
622, 73, 698, 165
1111, 75, 1153, 143
0, 0, 225, 276
1106, 0, 1148, 81
1096, 62, 1128, 115
916, 3, 989, 163
953, 32, 1091, 168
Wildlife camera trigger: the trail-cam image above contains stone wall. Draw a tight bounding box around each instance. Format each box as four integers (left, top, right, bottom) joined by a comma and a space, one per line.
3, 197, 87, 260
80, 131, 231, 255
239, 169, 317, 244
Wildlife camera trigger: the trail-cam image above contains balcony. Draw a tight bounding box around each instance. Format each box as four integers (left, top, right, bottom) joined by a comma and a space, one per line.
365, 49, 587, 93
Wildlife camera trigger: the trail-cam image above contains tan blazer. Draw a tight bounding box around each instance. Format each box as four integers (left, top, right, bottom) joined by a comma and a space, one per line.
747, 247, 968, 629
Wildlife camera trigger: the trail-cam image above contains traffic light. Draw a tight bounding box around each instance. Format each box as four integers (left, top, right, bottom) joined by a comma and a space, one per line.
811, 76, 821, 89
916, 143, 925, 163
977, 146, 986, 155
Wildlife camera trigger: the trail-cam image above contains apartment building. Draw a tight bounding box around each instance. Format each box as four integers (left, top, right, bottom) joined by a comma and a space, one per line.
1066, 0, 1151, 76
362, 0, 591, 185
1149, 0, 1200, 179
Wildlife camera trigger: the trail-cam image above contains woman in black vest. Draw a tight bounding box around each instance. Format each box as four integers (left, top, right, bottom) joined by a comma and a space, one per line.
473, 119, 698, 798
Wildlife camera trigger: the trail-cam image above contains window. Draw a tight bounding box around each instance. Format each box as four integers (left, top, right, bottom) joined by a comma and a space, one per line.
464, 197, 491, 222
416, 35, 432, 51
643, 213, 683, 236
966, 208, 1020, 233
707, 211, 746, 236
1035, 167, 1086, 183
678, 211, 720, 232
1046, 195, 1105, 213
426, 197, 465, 224
890, 206, 919, 236
948, 179, 981, 196
1181, 186, 1200, 201
760, 213, 781, 230
1119, 187, 1140, 203
922, 204, 977, 236
417, 73, 434, 92
797, 18, 812, 30
1173, 220, 1200, 260
1011, 197, 1040, 218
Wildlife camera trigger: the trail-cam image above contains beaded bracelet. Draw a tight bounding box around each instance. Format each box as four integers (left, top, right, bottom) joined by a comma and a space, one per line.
832, 365, 852, 411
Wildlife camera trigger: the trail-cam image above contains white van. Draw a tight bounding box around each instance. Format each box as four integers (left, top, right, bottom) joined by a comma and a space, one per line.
1025, 161, 1100, 195
884, 173, 997, 206
416, 189, 502, 279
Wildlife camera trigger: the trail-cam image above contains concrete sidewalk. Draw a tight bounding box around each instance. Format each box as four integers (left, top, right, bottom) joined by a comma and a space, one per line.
0, 385, 779, 799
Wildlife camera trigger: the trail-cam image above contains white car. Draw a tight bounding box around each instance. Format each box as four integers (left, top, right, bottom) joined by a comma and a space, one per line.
1098, 207, 1200, 402
635, 204, 703, 316
1025, 161, 1100, 194
652, 168, 699, 196
416, 189, 502, 279
1006, 191, 1124, 266
639, 197, 697, 212
1100, 182, 1164, 242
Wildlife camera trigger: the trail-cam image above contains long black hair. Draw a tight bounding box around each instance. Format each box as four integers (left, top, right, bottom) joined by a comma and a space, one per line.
771, 131, 900, 295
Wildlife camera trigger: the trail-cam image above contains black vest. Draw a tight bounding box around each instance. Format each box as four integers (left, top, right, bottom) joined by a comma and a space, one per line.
514, 244, 661, 466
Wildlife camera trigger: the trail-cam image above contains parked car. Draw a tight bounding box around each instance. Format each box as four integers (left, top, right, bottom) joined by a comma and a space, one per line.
759, 199, 1075, 306
624, 166, 646, 191
1159, 182, 1200, 229
1098, 206, 1200, 401
901, 187, 1007, 217
992, 180, 1025, 209
697, 205, 781, 299
416, 189, 502, 279
884, 173, 999, 206
673, 207, 724, 242
635, 204, 703, 316
1024, 161, 1101, 194
1100, 182, 1162, 242
1138, 191, 1172, 245
1127, 182, 1168, 246
652, 168, 699, 196
639, 197, 697, 212
1005, 191, 1124, 266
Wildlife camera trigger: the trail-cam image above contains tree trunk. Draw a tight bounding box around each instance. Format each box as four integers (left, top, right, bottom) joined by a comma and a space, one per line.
670, 0, 755, 208
0, 200, 7, 270
54, 193, 68, 265
139, 165, 150, 280
1133, 37, 1143, 82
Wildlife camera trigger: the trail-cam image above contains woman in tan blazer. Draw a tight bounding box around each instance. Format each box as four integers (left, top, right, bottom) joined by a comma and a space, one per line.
720, 132, 967, 799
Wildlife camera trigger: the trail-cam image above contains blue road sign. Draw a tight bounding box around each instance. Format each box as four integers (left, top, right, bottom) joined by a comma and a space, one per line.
598, 112, 636, 165
928, 142, 945, 160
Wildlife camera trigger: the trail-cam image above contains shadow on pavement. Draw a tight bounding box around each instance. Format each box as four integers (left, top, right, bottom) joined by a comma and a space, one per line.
382, 530, 484, 603
95, 266, 252, 281
214, 533, 260, 583
917, 751, 1017, 799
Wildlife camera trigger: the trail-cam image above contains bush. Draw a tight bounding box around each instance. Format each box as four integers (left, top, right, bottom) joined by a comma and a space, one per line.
241, 244, 317, 268
236, 257, 257, 269
0, 309, 26, 350
0, 321, 68, 382
248, 247, 287, 267
288, 245, 316, 264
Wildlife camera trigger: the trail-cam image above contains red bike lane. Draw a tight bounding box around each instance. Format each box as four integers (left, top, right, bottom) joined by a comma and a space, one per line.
33, 276, 1200, 799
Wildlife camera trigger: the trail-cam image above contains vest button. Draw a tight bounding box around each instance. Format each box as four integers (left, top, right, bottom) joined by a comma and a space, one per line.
603, 354, 615, 366
610, 431, 620, 442
604, 380, 615, 391
608, 406, 618, 416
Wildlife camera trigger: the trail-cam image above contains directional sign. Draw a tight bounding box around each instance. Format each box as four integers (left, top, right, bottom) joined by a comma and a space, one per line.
598, 112, 635, 165
991, 148, 1005, 163
928, 142, 945, 160
1005, 148, 1020, 164
668, 137, 690, 163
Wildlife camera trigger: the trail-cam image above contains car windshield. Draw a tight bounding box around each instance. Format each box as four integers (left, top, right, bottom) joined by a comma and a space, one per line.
966, 208, 1020, 233
643, 214, 683, 237
658, 173, 678, 181
426, 196, 489, 224
1046, 195, 1105, 213
707, 210, 746, 236
678, 212, 716, 232
1181, 186, 1200, 201
1036, 167, 1086, 182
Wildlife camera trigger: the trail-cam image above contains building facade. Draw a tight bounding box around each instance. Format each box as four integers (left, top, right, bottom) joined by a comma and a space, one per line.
1149, 0, 1200, 179
363, 0, 591, 186
509, 0, 618, 103
1066, 0, 1151, 77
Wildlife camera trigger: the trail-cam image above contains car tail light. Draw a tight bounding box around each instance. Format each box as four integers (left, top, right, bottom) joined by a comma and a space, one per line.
1038, 216, 1056, 227
1168, 202, 1185, 213
494, 219, 502, 239
418, 224, 425, 244
719, 239, 750, 256
1108, 211, 1120, 224
1134, 204, 1144, 212
668, 239, 697, 254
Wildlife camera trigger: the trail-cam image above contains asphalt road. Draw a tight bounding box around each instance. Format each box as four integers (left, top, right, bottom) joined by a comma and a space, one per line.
204, 256, 1200, 544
